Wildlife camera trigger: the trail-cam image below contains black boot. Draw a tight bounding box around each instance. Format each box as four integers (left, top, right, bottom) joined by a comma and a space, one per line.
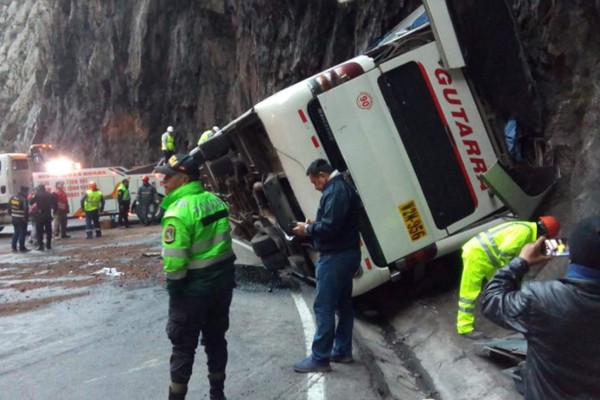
208, 372, 226, 400
168, 385, 187, 400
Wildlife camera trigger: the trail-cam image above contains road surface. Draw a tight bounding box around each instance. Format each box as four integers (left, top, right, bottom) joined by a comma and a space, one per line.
0, 224, 521, 399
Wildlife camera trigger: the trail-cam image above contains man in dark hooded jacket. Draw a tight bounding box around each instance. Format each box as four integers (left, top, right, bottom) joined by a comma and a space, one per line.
482, 216, 600, 399
30, 184, 56, 251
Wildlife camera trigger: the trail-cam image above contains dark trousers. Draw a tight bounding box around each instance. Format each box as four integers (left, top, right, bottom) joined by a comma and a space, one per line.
166, 287, 233, 385
36, 219, 52, 249
118, 201, 130, 227
11, 218, 28, 250
85, 210, 101, 238
138, 202, 150, 225
163, 151, 174, 163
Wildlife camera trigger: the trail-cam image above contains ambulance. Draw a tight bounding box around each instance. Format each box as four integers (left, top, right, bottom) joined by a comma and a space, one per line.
0, 144, 165, 229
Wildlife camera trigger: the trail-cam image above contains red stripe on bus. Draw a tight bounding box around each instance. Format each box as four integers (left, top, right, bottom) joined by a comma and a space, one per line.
417, 62, 478, 206
298, 109, 307, 123
311, 136, 320, 148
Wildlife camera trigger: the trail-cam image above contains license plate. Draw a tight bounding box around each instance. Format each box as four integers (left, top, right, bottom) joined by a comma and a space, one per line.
398, 200, 427, 241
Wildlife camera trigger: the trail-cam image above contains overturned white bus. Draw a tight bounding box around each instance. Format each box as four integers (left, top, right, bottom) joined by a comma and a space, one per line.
189, 0, 556, 296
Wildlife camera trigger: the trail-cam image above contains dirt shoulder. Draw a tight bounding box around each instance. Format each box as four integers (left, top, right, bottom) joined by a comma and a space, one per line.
0, 224, 164, 316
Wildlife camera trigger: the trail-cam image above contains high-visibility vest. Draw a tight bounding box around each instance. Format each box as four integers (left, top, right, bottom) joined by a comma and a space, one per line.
161, 181, 235, 294
161, 132, 175, 151
9, 194, 27, 219
84, 190, 103, 212
462, 221, 538, 269
117, 183, 130, 202
197, 129, 214, 145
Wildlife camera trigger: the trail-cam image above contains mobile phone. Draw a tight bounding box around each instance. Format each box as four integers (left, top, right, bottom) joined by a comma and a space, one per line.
288, 220, 299, 230
543, 238, 569, 257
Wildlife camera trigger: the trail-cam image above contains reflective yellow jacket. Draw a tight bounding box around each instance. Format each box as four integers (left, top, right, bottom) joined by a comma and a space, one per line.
160, 181, 235, 295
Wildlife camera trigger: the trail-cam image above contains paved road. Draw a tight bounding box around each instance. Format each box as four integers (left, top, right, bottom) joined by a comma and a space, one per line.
0, 226, 521, 400
0, 235, 408, 400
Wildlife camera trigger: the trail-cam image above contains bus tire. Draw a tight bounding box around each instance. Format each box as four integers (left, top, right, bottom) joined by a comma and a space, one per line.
200, 134, 234, 161
209, 155, 235, 178
261, 251, 289, 271
251, 232, 279, 257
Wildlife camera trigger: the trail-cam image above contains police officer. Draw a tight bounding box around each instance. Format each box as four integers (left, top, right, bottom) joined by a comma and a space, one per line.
154, 153, 235, 400
9, 186, 30, 252
457, 216, 560, 339
117, 178, 131, 229
81, 181, 105, 239
136, 175, 157, 225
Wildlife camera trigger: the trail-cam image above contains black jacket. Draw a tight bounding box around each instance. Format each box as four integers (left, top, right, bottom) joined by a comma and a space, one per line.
30, 188, 56, 222
482, 258, 600, 400
306, 173, 360, 253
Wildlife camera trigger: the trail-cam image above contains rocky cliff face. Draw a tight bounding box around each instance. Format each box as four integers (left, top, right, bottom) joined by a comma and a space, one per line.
0, 0, 416, 165
0, 0, 598, 229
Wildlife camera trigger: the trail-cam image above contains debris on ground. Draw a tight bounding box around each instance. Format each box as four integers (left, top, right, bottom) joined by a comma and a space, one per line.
0, 225, 163, 315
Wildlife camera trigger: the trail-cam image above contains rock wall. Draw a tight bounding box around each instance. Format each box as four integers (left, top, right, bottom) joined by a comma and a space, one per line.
0, 0, 416, 166
511, 0, 600, 229
0, 0, 599, 228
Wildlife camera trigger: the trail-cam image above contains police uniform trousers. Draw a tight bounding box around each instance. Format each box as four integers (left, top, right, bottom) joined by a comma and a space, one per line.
166, 285, 233, 385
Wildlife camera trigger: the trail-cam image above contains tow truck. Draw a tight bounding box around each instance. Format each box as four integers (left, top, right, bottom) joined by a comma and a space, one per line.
187, 0, 557, 296
0, 144, 165, 231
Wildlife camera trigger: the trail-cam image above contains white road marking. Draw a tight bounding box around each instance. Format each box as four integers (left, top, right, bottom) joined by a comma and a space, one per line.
291, 291, 325, 400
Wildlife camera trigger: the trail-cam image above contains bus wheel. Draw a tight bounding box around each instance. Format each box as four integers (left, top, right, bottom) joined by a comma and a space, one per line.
200, 134, 234, 161
261, 251, 289, 270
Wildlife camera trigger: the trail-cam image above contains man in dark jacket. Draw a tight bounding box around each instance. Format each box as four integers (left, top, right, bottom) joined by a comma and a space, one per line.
292, 159, 361, 373
482, 216, 600, 400
30, 184, 56, 251
136, 175, 157, 225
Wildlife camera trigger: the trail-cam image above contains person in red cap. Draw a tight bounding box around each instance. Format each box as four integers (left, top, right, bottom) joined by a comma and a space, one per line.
482, 216, 600, 399
456, 216, 560, 339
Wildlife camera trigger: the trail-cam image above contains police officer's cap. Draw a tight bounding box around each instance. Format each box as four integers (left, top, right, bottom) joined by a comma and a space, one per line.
154, 153, 200, 178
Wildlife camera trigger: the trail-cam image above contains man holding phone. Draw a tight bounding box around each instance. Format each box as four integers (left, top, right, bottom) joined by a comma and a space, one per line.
482, 216, 600, 399
292, 159, 361, 373
456, 216, 560, 339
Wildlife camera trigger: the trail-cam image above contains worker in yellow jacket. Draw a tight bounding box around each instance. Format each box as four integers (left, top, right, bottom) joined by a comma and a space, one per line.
457, 216, 560, 339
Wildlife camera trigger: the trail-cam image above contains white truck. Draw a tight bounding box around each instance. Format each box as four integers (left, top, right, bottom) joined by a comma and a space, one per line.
0, 144, 165, 230
190, 0, 556, 296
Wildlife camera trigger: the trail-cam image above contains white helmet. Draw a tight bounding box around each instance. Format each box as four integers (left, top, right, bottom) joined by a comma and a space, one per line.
167, 126, 174, 133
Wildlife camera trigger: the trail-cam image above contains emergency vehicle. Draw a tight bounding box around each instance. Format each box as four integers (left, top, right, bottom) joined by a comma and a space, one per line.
0, 144, 165, 229
190, 0, 557, 296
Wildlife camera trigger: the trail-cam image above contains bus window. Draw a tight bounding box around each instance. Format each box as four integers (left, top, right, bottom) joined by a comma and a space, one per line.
378, 61, 475, 229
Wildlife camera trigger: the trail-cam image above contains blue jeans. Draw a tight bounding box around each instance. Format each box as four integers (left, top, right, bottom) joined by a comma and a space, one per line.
311, 249, 360, 363
85, 210, 101, 238
11, 218, 28, 250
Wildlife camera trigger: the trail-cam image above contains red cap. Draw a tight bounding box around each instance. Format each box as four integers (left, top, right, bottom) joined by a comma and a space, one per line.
539, 216, 560, 238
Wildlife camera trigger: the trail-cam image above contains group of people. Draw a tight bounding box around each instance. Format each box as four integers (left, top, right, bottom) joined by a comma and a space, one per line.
160, 124, 223, 165
155, 156, 360, 400
9, 181, 71, 252
156, 153, 600, 400
8, 176, 159, 251
81, 177, 158, 237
